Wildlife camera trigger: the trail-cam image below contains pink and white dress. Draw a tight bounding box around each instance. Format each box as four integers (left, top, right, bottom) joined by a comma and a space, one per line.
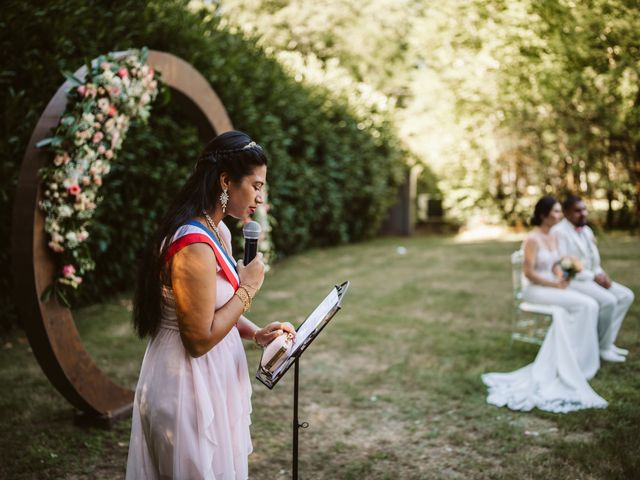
126, 220, 253, 479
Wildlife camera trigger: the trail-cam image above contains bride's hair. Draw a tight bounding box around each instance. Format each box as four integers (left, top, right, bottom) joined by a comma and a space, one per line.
133, 130, 268, 338
530, 195, 558, 226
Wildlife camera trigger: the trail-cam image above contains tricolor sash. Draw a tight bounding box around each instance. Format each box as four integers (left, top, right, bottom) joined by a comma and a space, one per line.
164, 220, 240, 290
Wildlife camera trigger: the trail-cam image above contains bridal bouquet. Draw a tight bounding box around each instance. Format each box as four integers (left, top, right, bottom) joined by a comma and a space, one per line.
558, 256, 583, 280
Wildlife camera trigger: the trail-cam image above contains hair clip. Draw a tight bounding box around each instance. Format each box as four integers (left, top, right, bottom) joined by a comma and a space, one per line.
243, 141, 258, 150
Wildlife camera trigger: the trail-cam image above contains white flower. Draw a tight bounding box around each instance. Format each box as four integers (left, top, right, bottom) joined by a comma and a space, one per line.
98, 98, 110, 113
58, 205, 73, 218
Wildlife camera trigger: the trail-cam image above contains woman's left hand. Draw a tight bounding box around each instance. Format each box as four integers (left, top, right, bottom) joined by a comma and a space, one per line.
255, 322, 296, 347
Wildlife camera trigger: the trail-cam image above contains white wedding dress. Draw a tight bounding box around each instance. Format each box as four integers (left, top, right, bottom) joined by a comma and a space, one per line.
482, 234, 607, 413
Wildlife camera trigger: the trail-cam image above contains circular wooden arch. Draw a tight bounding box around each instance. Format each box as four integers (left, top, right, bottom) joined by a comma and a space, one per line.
11, 50, 233, 423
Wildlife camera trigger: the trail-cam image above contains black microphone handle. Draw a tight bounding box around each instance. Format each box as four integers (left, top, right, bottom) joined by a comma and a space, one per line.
244, 238, 258, 265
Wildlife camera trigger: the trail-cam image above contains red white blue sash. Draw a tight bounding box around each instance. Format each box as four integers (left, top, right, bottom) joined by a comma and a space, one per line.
164, 220, 240, 291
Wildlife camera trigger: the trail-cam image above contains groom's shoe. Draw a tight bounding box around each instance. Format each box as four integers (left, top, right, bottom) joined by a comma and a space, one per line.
612, 345, 629, 356
600, 349, 626, 363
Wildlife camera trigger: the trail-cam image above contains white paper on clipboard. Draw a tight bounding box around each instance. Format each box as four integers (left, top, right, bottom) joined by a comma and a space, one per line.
270, 287, 339, 377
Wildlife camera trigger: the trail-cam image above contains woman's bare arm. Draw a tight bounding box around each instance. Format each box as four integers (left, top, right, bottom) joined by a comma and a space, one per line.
237, 315, 296, 347
171, 243, 246, 357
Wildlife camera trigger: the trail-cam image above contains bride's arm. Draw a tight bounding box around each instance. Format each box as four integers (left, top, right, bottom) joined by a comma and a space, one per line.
523, 237, 565, 288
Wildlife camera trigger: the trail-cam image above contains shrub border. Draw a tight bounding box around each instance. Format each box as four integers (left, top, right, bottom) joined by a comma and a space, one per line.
11, 50, 233, 424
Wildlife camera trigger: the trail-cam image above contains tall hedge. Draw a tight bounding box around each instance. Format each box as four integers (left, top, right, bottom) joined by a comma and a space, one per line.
0, 0, 405, 327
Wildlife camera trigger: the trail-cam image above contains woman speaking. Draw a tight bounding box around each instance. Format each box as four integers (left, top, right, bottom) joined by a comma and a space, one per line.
126, 131, 294, 479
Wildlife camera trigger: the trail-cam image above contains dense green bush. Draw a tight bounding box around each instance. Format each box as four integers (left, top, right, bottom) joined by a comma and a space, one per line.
0, 0, 405, 327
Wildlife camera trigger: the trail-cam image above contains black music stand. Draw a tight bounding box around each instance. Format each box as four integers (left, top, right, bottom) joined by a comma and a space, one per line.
256, 281, 350, 480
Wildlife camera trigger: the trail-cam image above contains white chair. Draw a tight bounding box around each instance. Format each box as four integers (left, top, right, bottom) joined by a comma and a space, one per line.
510, 250, 555, 345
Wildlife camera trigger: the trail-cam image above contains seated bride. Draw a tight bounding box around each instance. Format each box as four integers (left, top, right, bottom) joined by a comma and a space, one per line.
482, 195, 607, 413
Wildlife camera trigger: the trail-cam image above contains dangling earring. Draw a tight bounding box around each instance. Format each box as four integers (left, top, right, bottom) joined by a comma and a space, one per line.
220, 188, 229, 214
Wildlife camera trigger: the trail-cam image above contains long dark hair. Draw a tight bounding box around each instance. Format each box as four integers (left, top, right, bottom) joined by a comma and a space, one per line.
530, 195, 558, 226
133, 130, 268, 338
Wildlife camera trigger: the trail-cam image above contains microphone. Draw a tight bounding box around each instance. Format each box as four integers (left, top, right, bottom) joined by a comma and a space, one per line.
243, 221, 261, 264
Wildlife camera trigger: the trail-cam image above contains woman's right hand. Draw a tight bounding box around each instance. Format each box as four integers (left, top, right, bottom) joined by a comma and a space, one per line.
552, 279, 568, 289
237, 252, 265, 293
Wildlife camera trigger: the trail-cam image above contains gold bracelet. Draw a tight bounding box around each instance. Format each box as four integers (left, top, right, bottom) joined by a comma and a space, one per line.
240, 284, 256, 299
252, 329, 262, 347
234, 286, 252, 312
239, 284, 255, 304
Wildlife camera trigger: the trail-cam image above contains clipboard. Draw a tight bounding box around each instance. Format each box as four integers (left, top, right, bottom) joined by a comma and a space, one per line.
256, 281, 350, 389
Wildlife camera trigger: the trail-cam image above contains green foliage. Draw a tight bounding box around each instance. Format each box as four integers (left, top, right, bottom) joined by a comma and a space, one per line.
421, 0, 640, 226
0, 0, 405, 325
222, 0, 640, 227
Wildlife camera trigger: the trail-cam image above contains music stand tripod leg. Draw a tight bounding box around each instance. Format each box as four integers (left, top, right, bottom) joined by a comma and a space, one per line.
293, 357, 299, 479
292, 356, 310, 480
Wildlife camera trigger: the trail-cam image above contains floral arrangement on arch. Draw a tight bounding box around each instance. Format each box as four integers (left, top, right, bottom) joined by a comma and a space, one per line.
37, 48, 159, 305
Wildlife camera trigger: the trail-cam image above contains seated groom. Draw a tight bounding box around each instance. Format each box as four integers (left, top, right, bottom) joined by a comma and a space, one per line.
552, 195, 635, 363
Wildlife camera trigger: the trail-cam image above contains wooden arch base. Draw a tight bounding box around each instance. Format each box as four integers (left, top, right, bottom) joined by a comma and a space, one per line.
11, 50, 233, 427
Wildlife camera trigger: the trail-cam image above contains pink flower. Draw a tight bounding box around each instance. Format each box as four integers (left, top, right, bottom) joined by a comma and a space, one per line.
67, 184, 81, 196
117, 67, 129, 78
92, 131, 104, 144
77, 85, 86, 96
105, 150, 114, 159
100, 62, 110, 70
108, 105, 117, 117
108, 86, 121, 97
93, 175, 102, 186
82, 176, 91, 186
75, 276, 83, 285
97, 145, 106, 155
62, 264, 76, 278
149, 67, 155, 78
96, 113, 104, 122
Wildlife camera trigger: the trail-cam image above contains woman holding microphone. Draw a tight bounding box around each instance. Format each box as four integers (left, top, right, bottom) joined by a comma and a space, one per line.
126, 131, 294, 479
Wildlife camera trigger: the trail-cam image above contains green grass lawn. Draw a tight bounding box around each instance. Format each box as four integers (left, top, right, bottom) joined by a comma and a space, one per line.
1, 234, 639, 479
